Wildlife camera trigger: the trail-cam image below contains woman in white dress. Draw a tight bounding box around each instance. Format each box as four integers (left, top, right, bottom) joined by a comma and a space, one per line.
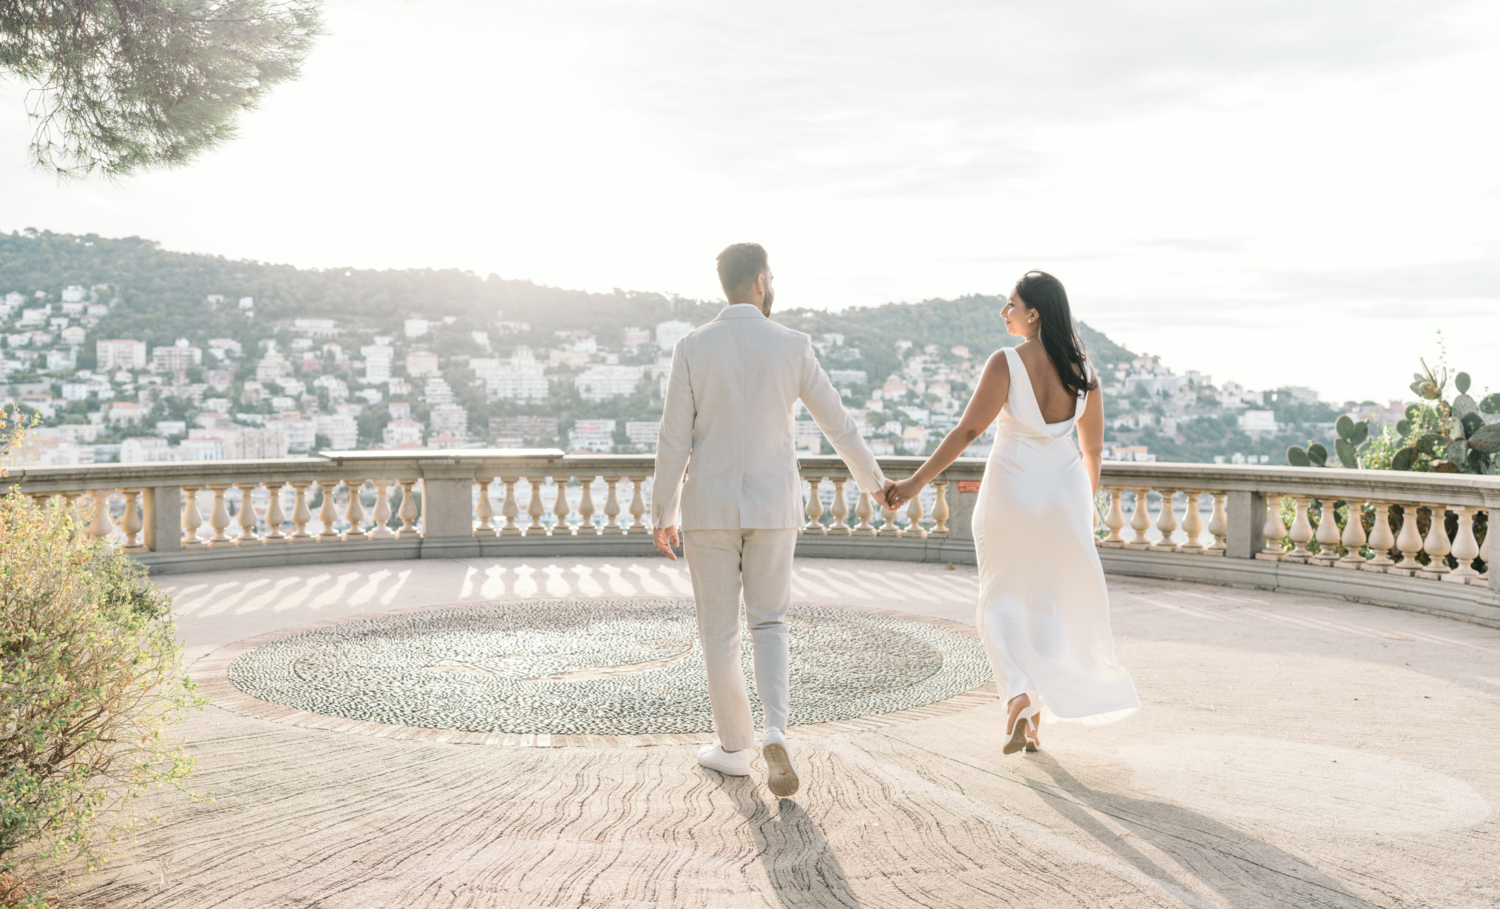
886, 271, 1139, 754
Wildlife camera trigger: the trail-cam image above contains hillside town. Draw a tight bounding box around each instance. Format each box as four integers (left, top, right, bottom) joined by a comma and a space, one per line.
2, 283, 1392, 468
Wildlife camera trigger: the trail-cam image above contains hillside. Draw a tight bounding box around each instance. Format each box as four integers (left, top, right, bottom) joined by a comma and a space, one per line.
0, 229, 1133, 368
7, 228, 1337, 468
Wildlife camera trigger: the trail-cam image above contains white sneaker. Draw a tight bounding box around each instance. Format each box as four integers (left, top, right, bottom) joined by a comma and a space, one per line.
697, 742, 751, 777
762, 727, 800, 797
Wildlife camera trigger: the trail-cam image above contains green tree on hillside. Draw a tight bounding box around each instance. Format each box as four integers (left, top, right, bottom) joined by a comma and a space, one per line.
0, 0, 321, 177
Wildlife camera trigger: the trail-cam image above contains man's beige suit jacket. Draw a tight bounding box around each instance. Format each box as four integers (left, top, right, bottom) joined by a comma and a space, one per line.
651, 304, 887, 531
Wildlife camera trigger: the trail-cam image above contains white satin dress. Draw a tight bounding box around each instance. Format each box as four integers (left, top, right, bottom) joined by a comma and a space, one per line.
971, 348, 1140, 724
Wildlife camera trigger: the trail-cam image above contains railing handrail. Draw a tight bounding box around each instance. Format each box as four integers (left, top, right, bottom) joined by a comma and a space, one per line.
1096, 462, 1500, 507
9, 453, 1496, 503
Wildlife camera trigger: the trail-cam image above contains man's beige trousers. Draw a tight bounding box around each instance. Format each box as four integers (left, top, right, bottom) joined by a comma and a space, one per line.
682, 527, 797, 752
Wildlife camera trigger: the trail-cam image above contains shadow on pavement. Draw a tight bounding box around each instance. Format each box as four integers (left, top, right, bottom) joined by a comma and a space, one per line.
726, 781, 861, 909
1029, 752, 1375, 909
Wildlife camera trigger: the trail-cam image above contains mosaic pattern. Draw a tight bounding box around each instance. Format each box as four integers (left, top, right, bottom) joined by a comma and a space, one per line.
227, 599, 992, 735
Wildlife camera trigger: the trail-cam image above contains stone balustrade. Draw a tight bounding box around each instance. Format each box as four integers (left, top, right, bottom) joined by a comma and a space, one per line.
7, 453, 1497, 626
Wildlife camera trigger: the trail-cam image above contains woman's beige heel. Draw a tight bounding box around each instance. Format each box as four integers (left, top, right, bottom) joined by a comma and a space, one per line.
1003, 704, 1041, 755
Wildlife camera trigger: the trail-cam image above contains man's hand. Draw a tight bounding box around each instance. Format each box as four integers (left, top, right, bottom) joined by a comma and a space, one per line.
885, 478, 921, 510
879, 480, 899, 510
653, 524, 681, 561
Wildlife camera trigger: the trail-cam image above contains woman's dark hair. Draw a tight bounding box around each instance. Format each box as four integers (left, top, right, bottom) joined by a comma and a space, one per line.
1013, 270, 1098, 399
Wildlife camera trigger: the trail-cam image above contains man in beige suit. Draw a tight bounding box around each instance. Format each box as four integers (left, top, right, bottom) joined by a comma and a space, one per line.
651, 243, 891, 798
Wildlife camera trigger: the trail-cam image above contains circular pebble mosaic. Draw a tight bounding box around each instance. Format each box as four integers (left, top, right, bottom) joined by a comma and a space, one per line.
226, 599, 992, 735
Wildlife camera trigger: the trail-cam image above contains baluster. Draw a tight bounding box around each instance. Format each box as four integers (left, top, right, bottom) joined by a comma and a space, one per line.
931, 479, 950, 536
527, 477, 549, 534
1125, 487, 1152, 549
236, 483, 259, 544
877, 493, 901, 536
316, 481, 341, 542
474, 477, 497, 537
396, 479, 421, 538
828, 478, 851, 535
87, 489, 116, 543
1333, 499, 1367, 568
202, 484, 231, 546
903, 490, 926, 538
1361, 500, 1395, 571
181, 484, 205, 548
1284, 495, 1313, 562
1179, 490, 1205, 552
1205, 492, 1228, 555
289, 481, 314, 542
118, 488, 145, 552
803, 476, 826, 534
61, 492, 82, 527
343, 479, 367, 541
1150, 489, 1179, 551
1416, 503, 1451, 579
625, 476, 647, 534
1446, 506, 1481, 583
369, 480, 395, 540
1256, 493, 1286, 560
1101, 487, 1126, 547
578, 476, 597, 534
1310, 497, 1342, 566
852, 492, 875, 536
1389, 503, 1424, 575
1478, 507, 1491, 588
264, 482, 288, 542
603, 477, 624, 534
66, 492, 89, 534
499, 477, 523, 536
553, 476, 573, 534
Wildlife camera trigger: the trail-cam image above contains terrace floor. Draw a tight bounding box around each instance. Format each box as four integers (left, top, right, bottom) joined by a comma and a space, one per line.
68, 556, 1500, 909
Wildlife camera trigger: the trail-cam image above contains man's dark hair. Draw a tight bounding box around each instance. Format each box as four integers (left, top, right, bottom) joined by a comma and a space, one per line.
716, 243, 769, 295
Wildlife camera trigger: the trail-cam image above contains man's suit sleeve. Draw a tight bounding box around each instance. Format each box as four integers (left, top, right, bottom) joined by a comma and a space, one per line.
797, 336, 887, 495
651, 340, 694, 527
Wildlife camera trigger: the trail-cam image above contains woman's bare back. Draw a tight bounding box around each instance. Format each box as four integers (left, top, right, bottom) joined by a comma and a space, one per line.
1013, 339, 1082, 424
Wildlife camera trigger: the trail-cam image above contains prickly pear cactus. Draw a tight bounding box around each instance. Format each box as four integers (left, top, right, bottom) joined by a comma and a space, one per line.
1390, 362, 1498, 475
1290, 415, 1372, 468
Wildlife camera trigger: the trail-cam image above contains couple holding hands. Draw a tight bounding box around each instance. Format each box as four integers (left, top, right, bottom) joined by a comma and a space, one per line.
651, 243, 1138, 798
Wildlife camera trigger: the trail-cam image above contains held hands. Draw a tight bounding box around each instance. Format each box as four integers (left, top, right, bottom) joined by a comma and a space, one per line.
653, 524, 681, 561
882, 478, 922, 511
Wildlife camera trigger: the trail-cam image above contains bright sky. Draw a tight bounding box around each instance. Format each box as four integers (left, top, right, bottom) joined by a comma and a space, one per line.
2, 1, 1497, 404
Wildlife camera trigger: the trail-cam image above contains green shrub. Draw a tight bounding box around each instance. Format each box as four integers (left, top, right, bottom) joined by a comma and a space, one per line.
0, 492, 204, 896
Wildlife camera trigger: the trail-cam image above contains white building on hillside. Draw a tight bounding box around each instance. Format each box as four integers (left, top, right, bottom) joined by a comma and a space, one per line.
361, 343, 394, 383
1239, 410, 1279, 435
794, 421, 824, 455
121, 437, 171, 463
655, 320, 693, 351
314, 414, 359, 450
97, 339, 147, 370
625, 421, 660, 450
575, 364, 644, 401
406, 350, 439, 377
266, 414, 316, 453
569, 419, 616, 453
429, 403, 468, 440
152, 339, 202, 372
256, 350, 289, 383
293, 318, 340, 337
383, 418, 425, 448
107, 401, 146, 425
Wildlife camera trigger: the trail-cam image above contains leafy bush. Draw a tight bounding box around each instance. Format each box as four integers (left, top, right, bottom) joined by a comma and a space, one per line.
0, 491, 203, 897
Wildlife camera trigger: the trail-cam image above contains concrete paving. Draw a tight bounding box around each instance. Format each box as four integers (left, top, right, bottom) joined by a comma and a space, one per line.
65, 557, 1500, 908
